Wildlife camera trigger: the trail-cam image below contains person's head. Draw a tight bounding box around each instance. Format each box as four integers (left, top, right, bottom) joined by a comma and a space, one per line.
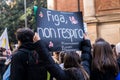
64, 51, 81, 68
95, 38, 105, 43
64, 51, 89, 80
59, 51, 66, 64
92, 41, 119, 73
111, 44, 115, 49
0, 47, 6, 52
92, 38, 105, 51
0, 47, 6, 55
16, 28, 34, 45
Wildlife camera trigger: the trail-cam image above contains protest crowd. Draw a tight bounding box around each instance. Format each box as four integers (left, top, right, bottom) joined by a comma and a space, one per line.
0, 27, 120, 80
0, 5, 120, 80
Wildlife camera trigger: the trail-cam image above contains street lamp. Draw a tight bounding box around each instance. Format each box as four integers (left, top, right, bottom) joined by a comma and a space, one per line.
78, 0, 80, 11
24, 0, 27, 28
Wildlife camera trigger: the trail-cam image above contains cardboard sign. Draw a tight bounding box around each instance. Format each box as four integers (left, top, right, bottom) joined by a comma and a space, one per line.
37, 8, 84, 51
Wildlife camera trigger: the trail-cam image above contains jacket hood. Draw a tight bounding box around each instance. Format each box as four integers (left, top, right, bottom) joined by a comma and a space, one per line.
18, 42, 35, 50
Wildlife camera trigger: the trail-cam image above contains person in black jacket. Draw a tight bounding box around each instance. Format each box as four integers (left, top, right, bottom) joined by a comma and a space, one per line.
33, 33, 92, 80
10, 28, 47, 80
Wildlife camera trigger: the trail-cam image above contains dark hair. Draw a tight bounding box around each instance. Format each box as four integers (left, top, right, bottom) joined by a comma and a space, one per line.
111, 44, 115, 49
92, 38, 105, 50
64, 51, 89, 80
64, 51, 81, 68
95, 38, 105, 43
0, 47, 6, 52
16, 28, 34, 43
92, 41, 119, 74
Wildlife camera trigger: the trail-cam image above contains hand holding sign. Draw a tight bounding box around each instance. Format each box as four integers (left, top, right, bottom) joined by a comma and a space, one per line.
83, 33, 89, 40
33, 33, 40, 43
49, 41, 54, 48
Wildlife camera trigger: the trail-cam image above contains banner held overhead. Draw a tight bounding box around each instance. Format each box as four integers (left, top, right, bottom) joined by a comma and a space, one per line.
37, 8, 84, 51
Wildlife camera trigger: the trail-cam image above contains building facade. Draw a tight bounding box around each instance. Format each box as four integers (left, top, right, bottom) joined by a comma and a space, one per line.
47, 0, 120, 44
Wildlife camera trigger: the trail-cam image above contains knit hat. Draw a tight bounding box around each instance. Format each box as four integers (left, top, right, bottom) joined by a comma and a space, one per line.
116, 42, 120, 55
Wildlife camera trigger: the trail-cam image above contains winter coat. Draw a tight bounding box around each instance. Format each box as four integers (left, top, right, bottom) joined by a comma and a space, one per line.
91, 68, 117, 80
10, 42, 47, 80
34, 39, 92, 80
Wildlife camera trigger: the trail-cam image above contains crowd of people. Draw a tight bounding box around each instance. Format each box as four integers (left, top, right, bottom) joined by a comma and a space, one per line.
0, 27, 120, 80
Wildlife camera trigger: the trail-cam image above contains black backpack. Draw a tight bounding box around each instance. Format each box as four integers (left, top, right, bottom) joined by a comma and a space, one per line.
19, 48, 47, 80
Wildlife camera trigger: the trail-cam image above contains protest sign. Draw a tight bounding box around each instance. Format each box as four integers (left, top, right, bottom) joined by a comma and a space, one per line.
37, 8, 84, 51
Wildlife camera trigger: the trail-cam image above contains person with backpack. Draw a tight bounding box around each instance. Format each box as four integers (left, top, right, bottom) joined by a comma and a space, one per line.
10, 28, 48, 80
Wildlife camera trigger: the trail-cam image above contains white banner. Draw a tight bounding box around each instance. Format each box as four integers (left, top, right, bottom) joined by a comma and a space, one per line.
0, 28, 10, 50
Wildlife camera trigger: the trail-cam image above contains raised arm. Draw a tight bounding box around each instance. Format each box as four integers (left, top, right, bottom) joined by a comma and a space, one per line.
80, 34, 92, 75
33, 33, 67, 80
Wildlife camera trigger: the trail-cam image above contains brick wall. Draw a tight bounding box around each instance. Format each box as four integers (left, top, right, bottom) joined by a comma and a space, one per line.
54, 0, 83, 12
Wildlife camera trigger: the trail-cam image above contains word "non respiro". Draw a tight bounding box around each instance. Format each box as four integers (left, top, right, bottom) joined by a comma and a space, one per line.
38, 27, 83, 42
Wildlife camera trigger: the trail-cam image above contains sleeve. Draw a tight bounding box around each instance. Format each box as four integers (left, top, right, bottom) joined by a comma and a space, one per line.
81, 39, 92, 75
3, 64, 11, 80
34, 40, 67, 80
10, 53, 27, 80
